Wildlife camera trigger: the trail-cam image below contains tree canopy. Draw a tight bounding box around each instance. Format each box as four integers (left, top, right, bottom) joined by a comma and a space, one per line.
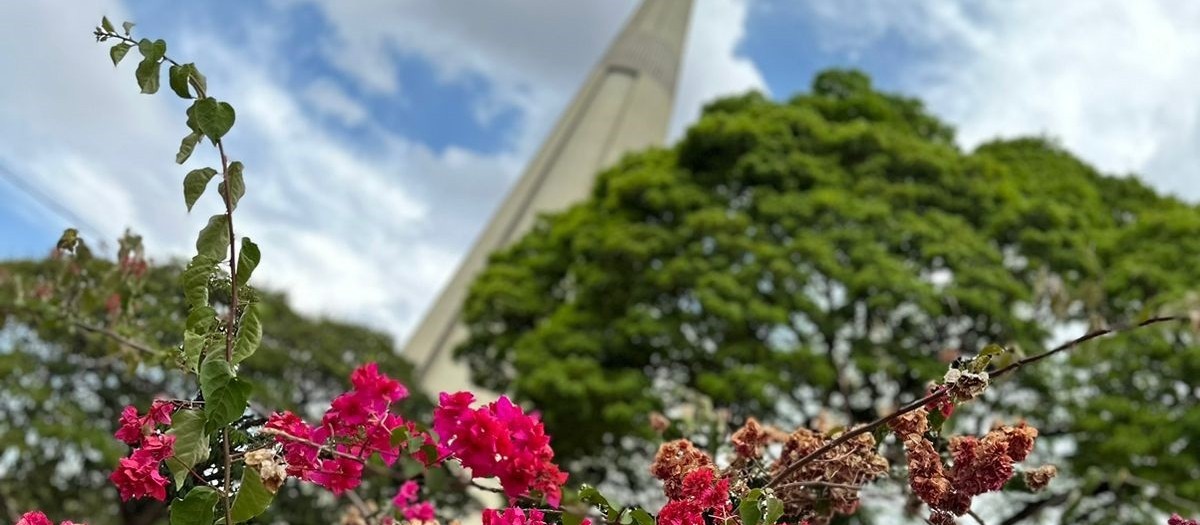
457, 70, 1200, 522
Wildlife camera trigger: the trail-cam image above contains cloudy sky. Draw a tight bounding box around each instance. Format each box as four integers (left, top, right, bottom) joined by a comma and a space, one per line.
2, 0, 1198, 343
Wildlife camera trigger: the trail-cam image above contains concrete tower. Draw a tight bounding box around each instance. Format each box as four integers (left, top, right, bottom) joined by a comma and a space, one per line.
404, 0, 695, 396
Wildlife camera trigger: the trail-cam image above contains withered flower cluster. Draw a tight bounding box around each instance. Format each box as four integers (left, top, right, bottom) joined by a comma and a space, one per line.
769, 427, 888, 523
889, 408, 1052, 524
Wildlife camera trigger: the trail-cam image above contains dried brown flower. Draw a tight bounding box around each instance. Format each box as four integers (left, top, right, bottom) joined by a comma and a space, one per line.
651, 439, 714, 500
731, 417, 769, 459
649, 412, 671, 435
244, 448, 288, 493
895, 416, 1041, 522
771, 426, 888, 522
1023, 465, 1057, 492
889, 408, 930, 439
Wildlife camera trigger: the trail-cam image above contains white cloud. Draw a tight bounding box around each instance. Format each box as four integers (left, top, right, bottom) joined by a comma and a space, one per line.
0, 0, 765, 343
0, 1, 513, 336
303, 77, 371, 127
799, 0, 1200, 200
299, 0, 767, 151
671, 0, 767, 139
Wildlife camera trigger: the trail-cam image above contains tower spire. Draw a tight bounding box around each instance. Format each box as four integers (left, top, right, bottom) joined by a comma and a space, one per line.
404, 0, 695, 395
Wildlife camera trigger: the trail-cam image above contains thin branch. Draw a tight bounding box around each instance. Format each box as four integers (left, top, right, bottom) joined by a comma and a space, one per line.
766, 315, 1184, 489
998, 491, 1072, 525
260, 427, 366, 463
774, 480, 865, 492
100, 27, 237, 521
72, 321, 159, 354
967, 509, 986, 525
344, 489, 375, 521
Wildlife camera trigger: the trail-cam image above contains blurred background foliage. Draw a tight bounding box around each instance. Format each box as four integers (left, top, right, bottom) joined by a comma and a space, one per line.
0, 70, 1197, 524
0, 235, 480, 524
456, 70, 1200, 523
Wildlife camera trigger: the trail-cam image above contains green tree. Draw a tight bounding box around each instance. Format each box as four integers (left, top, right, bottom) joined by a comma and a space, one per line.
0, 233, 472, 525
457, 70, 1200, 522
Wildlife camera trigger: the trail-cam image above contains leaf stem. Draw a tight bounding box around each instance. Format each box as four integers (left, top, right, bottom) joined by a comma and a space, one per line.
217, 136, 238, 525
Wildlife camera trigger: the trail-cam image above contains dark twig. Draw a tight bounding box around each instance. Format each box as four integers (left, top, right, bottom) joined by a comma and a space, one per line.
766, 315, 1184, 489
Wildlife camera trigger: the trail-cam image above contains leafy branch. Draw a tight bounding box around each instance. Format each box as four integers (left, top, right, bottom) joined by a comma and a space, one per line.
96, 16, 267, 524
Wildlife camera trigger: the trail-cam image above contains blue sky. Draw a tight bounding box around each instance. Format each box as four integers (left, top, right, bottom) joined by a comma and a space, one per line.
2, 0, 1199, 336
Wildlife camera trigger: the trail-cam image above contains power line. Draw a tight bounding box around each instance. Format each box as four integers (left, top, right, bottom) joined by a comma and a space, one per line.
0, 161, 107, 240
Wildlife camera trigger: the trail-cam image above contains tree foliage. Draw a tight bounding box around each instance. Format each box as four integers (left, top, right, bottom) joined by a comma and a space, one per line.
457, 70, 1200, 521
0, 238, 442, 524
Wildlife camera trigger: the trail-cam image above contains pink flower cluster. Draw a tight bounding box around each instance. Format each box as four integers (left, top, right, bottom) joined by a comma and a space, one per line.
114, 400, 174, 445
483, 507, 588, 525
392, 480, 436, 522
265, 363, 421, 495
656, 467, 731, 525
16, 511, 82, 525
109, 401, 177, 501
1170, 515, 1199, 525
433, 392, 568, 506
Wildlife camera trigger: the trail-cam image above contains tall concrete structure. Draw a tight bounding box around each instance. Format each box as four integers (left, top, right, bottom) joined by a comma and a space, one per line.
404, 0, 695, 396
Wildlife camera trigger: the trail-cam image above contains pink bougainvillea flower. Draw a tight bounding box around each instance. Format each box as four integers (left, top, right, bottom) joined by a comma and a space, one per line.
482, 507, 578, 525
393, 480, 420, 507
434, 392, 568, 506
109, 455, 170, 501
17, 512, 53, 525
113, 400, 176, 446
17, 510, 87, 525
263, 363, 420, 495
114, 406, 145, 445
147, 399, 175, 426
392, 480, 437, 521
403, 501, 436, 522
307, 457, 364, 495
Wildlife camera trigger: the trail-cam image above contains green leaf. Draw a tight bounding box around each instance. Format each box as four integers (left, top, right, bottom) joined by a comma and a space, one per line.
200, 357, 233, 403
169, 65, 192, 99
123, 21, 135, 35
231, 303, 262, 365
578, 484, 612, 511
194, 98, 236, 142
738, 489, 763, 525
135, 57, 162, 94
101, 16, 115, 33
181, 329, 213, 374
183, 168, 218, 212
561, 513, 585, 525
110, 43, 132, 66
181, 256, 216, 308
579, 484, 618, 520
628, 508, 655, 525
196, 214, 230, 261
218, 162, 245, 211
177, 131, 203, 164
928, 406, 949, 436
165, 409, 209, 486
137, 38, 166, 61
230, 468, 275, 523
979, 343, 1006, 358
201, 357, 251, 432
170, 486, 219, 525
390, 426, 411, 448
406, 435, 425, 454
236, 237, 260, 286
762, 496, 784, 525
206, 377, 250, 433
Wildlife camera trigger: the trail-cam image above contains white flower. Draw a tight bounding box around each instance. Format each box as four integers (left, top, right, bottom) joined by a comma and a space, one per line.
943, 368, 962, 384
